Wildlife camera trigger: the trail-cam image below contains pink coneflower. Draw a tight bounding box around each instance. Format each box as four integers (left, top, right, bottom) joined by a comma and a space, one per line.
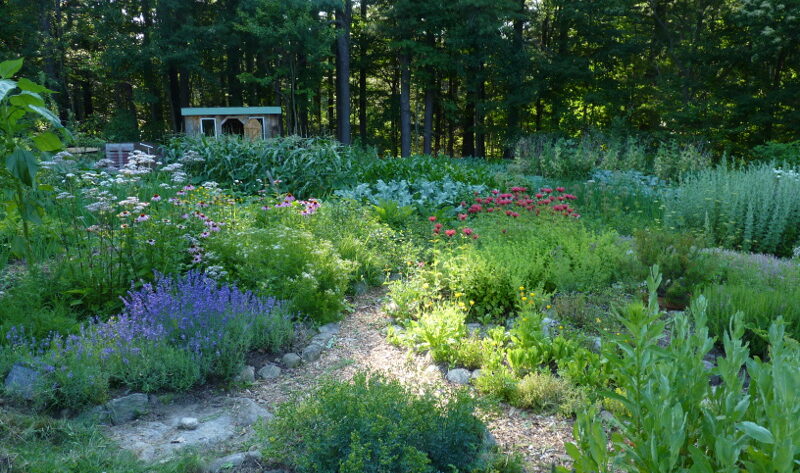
151, 194, 161, 202
118, 210, 131, 218
136, 214, 150, 223
199, 231, 210, 238
146, 239, 156, 245
120, 224, 129, 229
192, 254, 202, 263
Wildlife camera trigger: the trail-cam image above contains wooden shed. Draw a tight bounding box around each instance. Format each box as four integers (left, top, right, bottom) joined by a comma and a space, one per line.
181, 107, 281, 140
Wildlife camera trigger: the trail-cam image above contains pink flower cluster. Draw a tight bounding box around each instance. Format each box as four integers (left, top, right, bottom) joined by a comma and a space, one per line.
465, 186, 578, 218
430, 186, 580, 240
261, 195, 320, 216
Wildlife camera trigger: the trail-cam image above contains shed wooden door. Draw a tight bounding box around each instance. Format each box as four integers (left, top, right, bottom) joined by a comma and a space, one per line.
244, 118, 262, 140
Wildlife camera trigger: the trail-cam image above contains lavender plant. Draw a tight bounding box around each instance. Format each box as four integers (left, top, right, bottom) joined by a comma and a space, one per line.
2, 271, 292, 410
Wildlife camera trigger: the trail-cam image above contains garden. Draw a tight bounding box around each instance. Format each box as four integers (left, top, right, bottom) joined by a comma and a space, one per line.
2, 34, 800, 473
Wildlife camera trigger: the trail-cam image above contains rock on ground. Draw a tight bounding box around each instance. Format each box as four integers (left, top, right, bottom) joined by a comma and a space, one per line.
446, 368, 472, 385
3, 364, 39, 400
257, 364, 281, 380
301, 343, 324, 362
107, 393, 150, 425
104, 396, 273, 462
205, 451, 262, 473
281, 353, 302, 368
234, 365, 255, 384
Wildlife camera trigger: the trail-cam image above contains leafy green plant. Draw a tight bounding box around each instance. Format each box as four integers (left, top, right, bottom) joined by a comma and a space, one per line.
562, 267, 800, 473
512, 371, 586, 417
703, 283, 800, 358
634, 230, 718, 307
207, 226, 355, 323
664, 162, 800, 256
259, 372, 491, 473
0, 58, 69, 260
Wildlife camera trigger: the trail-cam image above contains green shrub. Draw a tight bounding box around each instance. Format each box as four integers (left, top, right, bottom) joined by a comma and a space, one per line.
562, 269, 800, 473
512, 371, 585, 417
440, 219, 635, 322
260, 373, 490, 473
665, 163, 800, 256
207, 226, 354, 323
634, 230, 719, 306
703, 283, 800, 358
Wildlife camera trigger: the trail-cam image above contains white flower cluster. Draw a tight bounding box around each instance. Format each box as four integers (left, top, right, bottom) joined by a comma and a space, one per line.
119, 150, 157, 178
40, 151, 76, 171
82, 187, 115, 213
118, 196, 150, 212
179, 150, 205, 164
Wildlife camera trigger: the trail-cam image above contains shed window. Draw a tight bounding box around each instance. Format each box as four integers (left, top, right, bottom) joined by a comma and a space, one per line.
201, 118, 217, 137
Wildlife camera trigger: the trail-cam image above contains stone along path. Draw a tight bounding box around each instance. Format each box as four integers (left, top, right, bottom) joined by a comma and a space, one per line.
106, 289, 574, 472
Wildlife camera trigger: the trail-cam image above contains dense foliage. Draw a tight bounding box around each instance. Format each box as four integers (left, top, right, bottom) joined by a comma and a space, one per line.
260, 373, 491, 473
3, 1, 800, 155
2, 272, 292, 411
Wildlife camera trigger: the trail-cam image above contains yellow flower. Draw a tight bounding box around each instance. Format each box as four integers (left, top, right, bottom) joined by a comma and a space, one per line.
595, 318, 601, 323
522, 297, 528, 301
469, 300, 475, 306
558, 325, 564, 330
529, 292, 535, 297
546, 305, 552, 309
455, 292, 463, 298
519, 286, 525, 291
422, 283, 429, 289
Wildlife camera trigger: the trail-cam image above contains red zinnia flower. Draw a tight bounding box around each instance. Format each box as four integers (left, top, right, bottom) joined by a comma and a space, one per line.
445, 229, 456, 237
428, 216, 437, 222
556, 186, 565, 192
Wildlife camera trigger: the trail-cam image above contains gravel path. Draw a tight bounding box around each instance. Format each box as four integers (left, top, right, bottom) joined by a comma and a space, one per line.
244, 289, 575, 472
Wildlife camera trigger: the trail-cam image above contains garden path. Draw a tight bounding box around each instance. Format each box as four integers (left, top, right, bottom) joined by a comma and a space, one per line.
246, 288, 574, 472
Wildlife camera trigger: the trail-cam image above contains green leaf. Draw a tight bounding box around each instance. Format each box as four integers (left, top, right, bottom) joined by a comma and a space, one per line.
16, 77, 49, 93
0, 79, 16, 101
27, 104, 62, 127
33, 132, 63, 152
0, 58, 23, 79
736, 421, 774, 444
9, 90, 45, 108
6, 147, 37, 187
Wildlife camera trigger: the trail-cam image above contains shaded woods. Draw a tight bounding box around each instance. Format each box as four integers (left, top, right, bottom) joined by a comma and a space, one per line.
2, 0, 799, 156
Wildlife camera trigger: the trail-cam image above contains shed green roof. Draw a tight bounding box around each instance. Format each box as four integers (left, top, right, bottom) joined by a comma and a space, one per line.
181, 107, 281, 116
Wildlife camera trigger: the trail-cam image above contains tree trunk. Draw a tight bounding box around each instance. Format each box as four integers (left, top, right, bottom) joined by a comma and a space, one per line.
358, 0, 368, 142
505, 0, 526, 158
423, 84, 435, 155
447, 74, 457, 157
476, 77, 486, 158
462, 87, 475, 158
168, 65, 182, 132
399, 52, 412, 157
422, 34, 436, 155
336, 0, 352, 144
